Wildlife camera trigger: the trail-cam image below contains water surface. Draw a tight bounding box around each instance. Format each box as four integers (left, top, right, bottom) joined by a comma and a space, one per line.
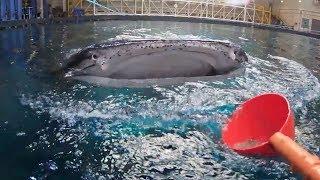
0, 20, 320, 180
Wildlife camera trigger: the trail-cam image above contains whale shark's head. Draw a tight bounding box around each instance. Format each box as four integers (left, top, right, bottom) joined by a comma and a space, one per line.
233, 47, 248, 63
63, 48, 107, 77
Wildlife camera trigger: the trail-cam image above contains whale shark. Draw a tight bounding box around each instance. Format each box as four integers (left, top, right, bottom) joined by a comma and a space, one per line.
62, 39, 248, 87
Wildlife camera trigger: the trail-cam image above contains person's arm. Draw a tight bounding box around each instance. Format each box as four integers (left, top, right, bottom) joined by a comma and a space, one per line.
270, 132, 320, 180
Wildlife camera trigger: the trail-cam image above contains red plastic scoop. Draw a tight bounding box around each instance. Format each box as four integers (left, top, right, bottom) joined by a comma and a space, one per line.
222, 93, 295, 156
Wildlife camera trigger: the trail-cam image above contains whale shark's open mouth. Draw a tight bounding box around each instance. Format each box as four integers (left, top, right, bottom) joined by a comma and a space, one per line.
63, 40, 248, 87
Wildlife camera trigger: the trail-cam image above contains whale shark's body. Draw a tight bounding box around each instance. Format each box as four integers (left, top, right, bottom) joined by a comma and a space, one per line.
62, 40, 248, 87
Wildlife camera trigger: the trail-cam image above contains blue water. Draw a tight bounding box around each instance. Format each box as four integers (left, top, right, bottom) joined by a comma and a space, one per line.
0, 20, 320, 180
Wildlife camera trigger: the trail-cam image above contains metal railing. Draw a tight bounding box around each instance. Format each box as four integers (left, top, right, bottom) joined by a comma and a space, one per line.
67, 0, 272, 24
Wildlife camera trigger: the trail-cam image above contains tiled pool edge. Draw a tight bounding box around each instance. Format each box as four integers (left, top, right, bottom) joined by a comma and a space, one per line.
1, 15, 319, 39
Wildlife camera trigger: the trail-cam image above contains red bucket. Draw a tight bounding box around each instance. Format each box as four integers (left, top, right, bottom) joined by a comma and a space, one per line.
222, 93, 295, 156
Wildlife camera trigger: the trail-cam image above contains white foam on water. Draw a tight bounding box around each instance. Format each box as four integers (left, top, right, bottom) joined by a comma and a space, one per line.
128, 28, 152, 33
21, 43, 320, 129
109, 30, 212, 41
103, 131, 250, 179
238, 37, 249, 41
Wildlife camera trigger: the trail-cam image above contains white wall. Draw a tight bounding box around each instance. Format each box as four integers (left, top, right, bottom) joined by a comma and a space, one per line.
271, 0, 320, 31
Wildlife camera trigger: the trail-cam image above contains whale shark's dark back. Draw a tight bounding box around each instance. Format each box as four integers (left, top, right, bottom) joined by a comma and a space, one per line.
60, 39, 248, 87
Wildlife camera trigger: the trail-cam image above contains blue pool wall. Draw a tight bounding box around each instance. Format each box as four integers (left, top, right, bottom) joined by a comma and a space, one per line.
0, 0, 24, 21
0, 0, 50, 21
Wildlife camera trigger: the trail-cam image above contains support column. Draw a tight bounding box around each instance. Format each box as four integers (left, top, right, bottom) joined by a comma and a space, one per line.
243, 4, 247, 22
148, 0, 150, 15
39, 0, 43, 18
161, 0, 164, 15
1, 0, 7, 21
187, 2, 189, 17
30, 0, 37, 18
141, 0, 143, 14
120, 0, 123, 13
43, 0, 49, 18
206, 3, 208, 18
16, 0, 23, 20
8, 0, 16, 20
63, 0, 67, 12
262, 6, 265, 23
268, 6, 272, 24
93, 0, 96, 15
222, 5, 225, 18
253, 3, 255, 23
233, 7, 235, 19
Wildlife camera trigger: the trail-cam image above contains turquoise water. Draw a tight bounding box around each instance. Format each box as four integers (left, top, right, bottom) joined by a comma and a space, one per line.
0, 20, 320, 180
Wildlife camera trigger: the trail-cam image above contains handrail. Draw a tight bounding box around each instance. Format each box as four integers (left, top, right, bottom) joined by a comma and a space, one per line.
278, 8, 320, 14
278, 9, 320, 17
66, 0, 272, 24
85, 0, 115, 12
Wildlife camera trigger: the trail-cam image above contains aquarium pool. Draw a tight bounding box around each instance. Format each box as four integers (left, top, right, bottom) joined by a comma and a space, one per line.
0, 20, 320, 180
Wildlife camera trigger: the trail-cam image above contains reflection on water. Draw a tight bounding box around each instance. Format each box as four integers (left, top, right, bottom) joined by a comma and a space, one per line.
0, 21, 319, 180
